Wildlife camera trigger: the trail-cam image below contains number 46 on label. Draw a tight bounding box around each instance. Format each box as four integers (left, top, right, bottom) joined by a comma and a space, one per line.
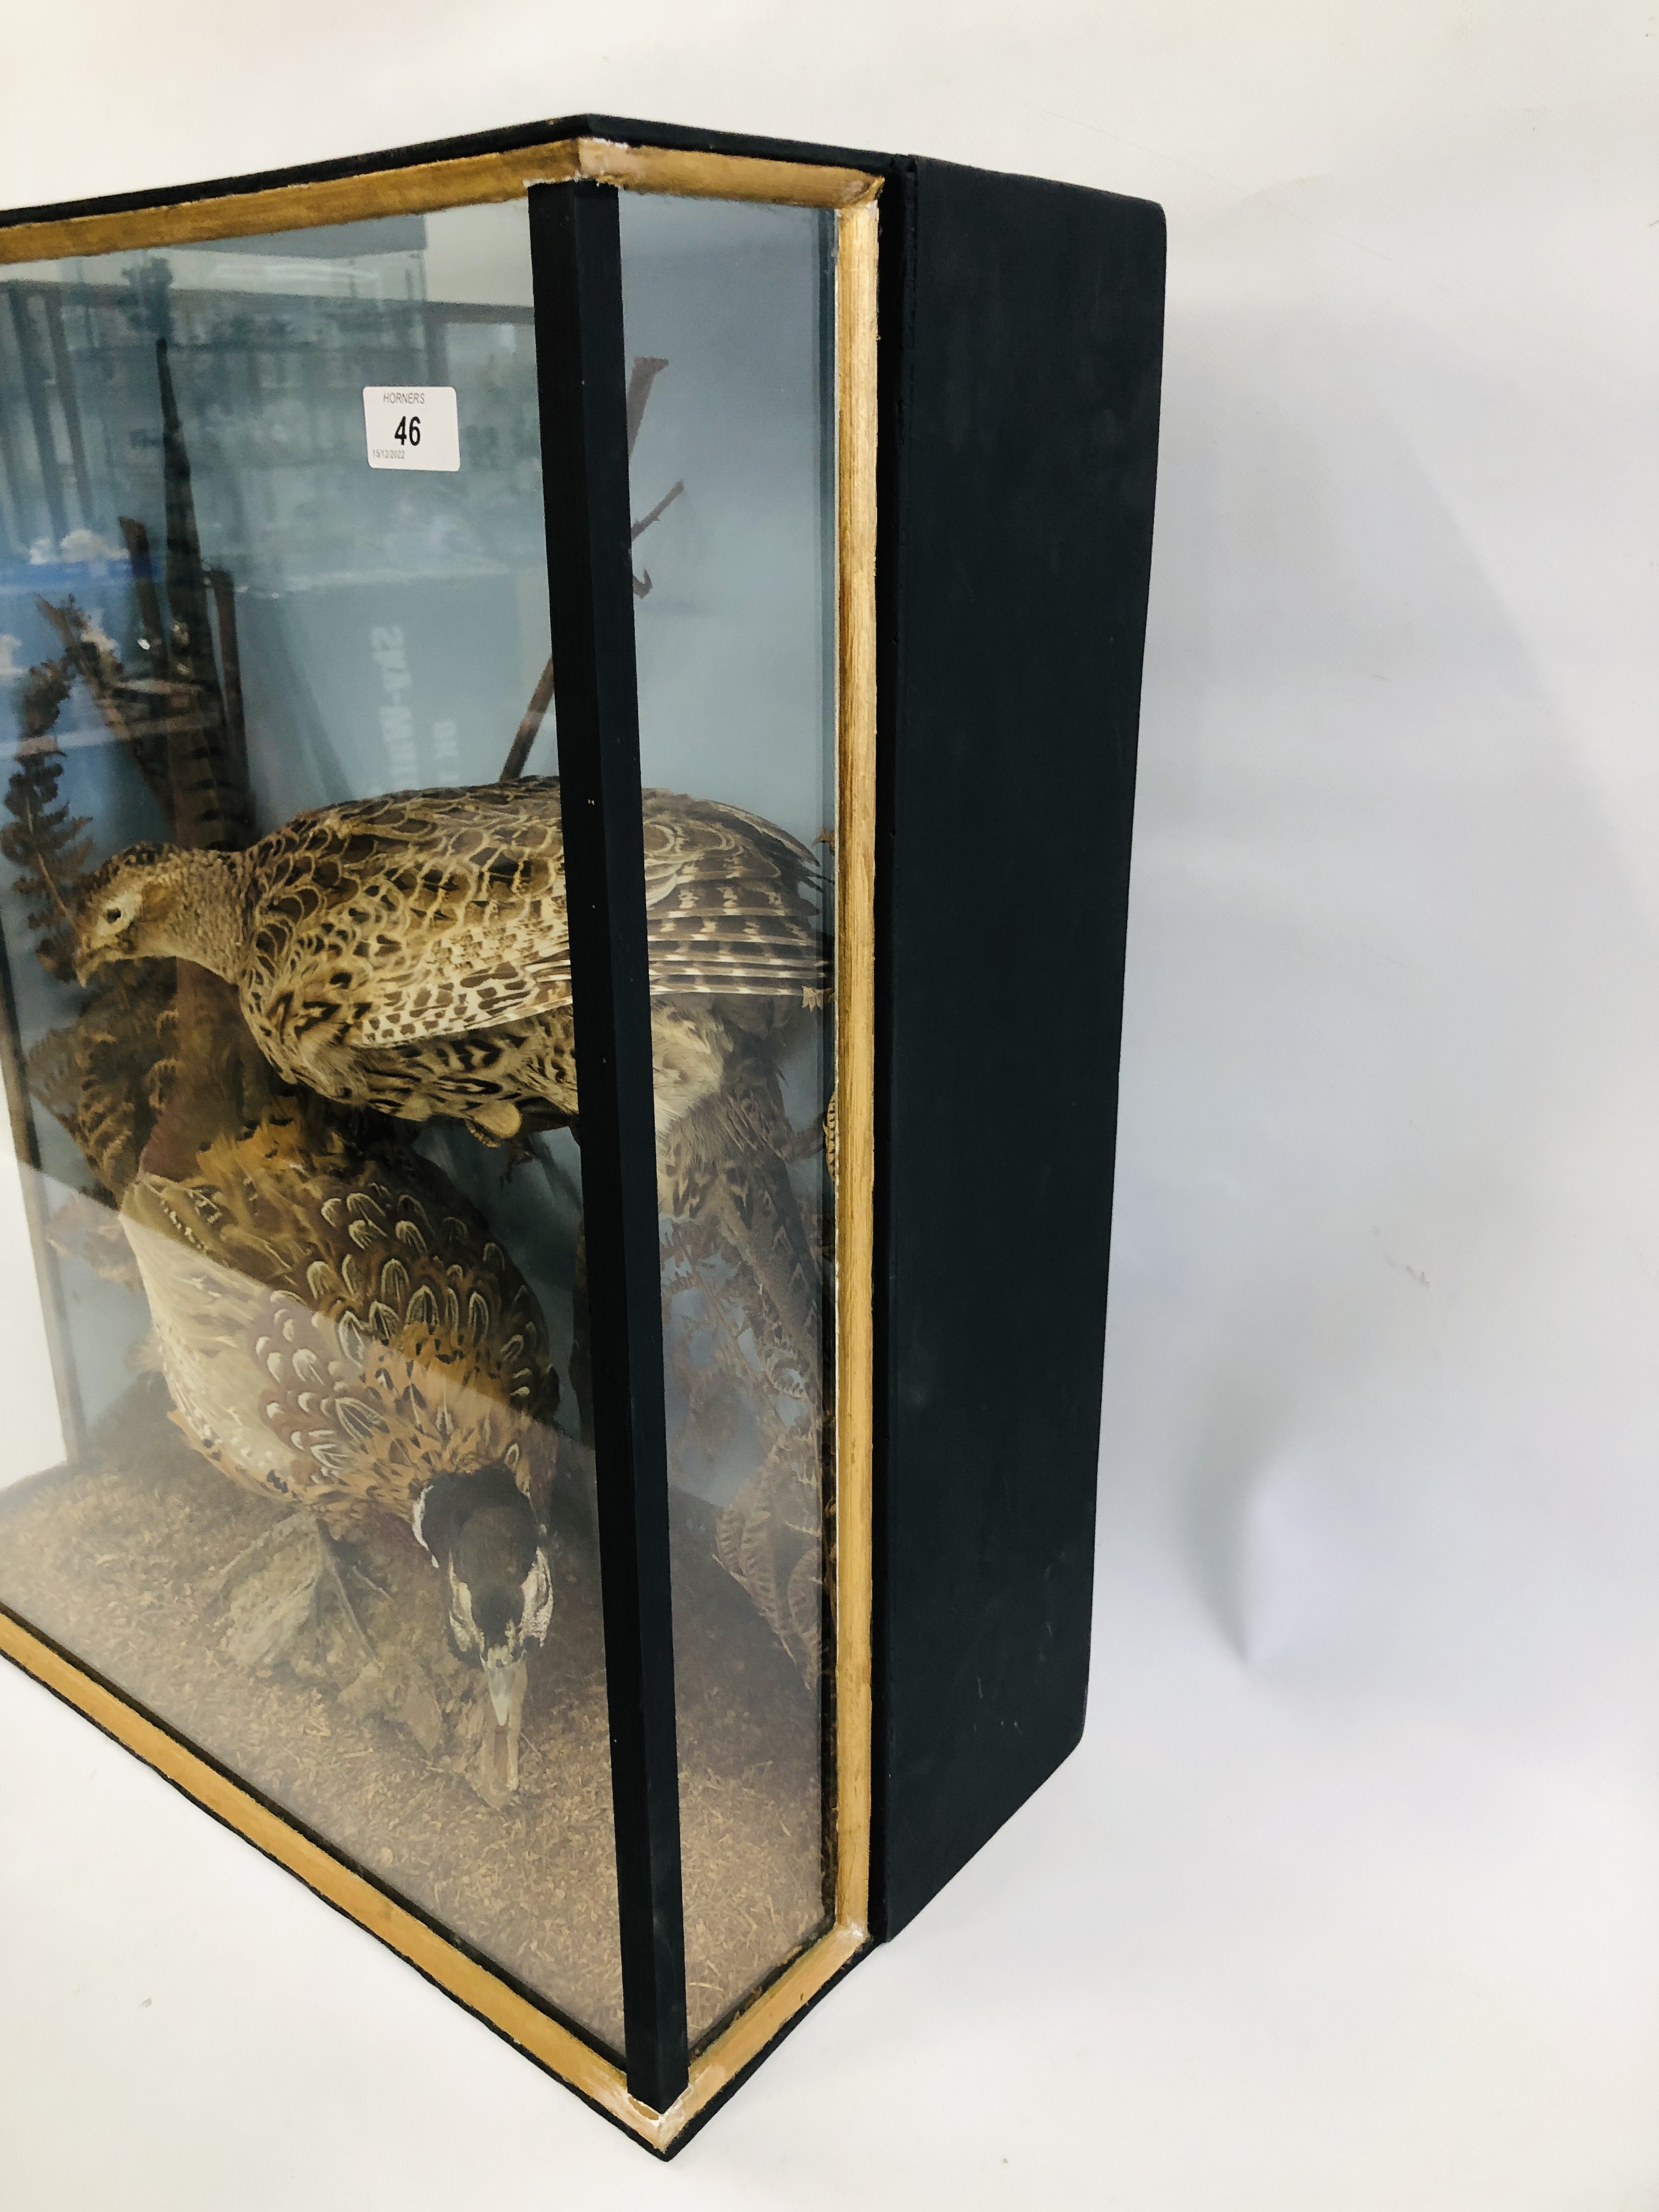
363, 385, 460, 472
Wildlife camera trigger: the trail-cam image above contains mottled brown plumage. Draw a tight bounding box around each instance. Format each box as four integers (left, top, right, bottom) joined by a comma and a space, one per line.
659, 1030, 828, 1680
120, 1081, 562, 1730
27, 963, 178, 1201
72, 776, 832, 1683
660, 1040, 823, 1390
73, 779, 826, 1149
121, 1091, 556, 1521
714, 1436, 825, 1679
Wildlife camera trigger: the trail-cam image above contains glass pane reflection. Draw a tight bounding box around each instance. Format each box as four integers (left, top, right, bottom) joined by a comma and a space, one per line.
620, 191, 837, 2043
0, 201, 622, 2051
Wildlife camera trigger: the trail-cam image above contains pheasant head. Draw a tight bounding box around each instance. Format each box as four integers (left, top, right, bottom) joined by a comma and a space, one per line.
75, 843, 250, 986
413, 1457, 555, 1724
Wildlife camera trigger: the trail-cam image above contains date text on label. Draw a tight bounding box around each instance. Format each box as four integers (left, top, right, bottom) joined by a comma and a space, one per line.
363, 386, 460, 472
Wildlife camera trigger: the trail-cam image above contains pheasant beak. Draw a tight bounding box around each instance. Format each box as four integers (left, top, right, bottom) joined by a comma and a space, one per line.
73, 943, 105, 988
484, 1654, 518, 1728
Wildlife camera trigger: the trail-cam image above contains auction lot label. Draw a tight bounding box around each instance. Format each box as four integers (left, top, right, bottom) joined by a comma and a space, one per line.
363, 386, 460, 472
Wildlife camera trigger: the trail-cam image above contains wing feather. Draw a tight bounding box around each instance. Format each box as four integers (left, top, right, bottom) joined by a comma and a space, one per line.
252, 782, 827, 1055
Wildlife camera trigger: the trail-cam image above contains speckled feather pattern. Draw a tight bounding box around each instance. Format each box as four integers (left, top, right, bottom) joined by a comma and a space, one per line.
119, 1092, 557, 1531
27, 963, 177, 1198
225, 781, 826, 1143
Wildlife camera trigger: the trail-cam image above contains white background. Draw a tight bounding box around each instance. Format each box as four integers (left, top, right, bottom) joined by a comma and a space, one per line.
3, 4, 1658, 2204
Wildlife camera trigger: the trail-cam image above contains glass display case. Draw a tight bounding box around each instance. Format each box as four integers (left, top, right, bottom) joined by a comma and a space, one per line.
0, 119, 1164, 2151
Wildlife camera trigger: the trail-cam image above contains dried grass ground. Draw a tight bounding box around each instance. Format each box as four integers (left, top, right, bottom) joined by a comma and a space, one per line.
0, 1375, 826, 2052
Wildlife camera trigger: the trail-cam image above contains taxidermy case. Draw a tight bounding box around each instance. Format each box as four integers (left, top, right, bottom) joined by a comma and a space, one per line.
0, 117, 1164, 2150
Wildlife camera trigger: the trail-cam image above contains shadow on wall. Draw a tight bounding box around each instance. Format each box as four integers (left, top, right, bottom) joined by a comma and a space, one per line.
1111, 283, 1659, 1683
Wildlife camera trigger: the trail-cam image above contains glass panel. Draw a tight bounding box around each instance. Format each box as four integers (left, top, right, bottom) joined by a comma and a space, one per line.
0, 205, 621, 2052
619, 193, 836, 2043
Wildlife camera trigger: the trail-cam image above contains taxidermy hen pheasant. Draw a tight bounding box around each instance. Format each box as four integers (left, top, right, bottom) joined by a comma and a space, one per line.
74, 778, 829, 1389
74, 779, 831, 1671
72, 777, 825, 1140
7, 319, 569, 1782
118, 1049, 562, 1755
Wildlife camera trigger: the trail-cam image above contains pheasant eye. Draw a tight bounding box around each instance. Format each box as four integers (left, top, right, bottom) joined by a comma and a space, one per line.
104, 906, 122, 923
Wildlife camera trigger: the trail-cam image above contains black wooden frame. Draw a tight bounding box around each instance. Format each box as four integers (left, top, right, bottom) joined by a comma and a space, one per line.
529, 177, 690, 2112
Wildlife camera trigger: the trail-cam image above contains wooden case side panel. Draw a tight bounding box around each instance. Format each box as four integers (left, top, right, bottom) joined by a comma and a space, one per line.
872, 157, 1166, 1939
